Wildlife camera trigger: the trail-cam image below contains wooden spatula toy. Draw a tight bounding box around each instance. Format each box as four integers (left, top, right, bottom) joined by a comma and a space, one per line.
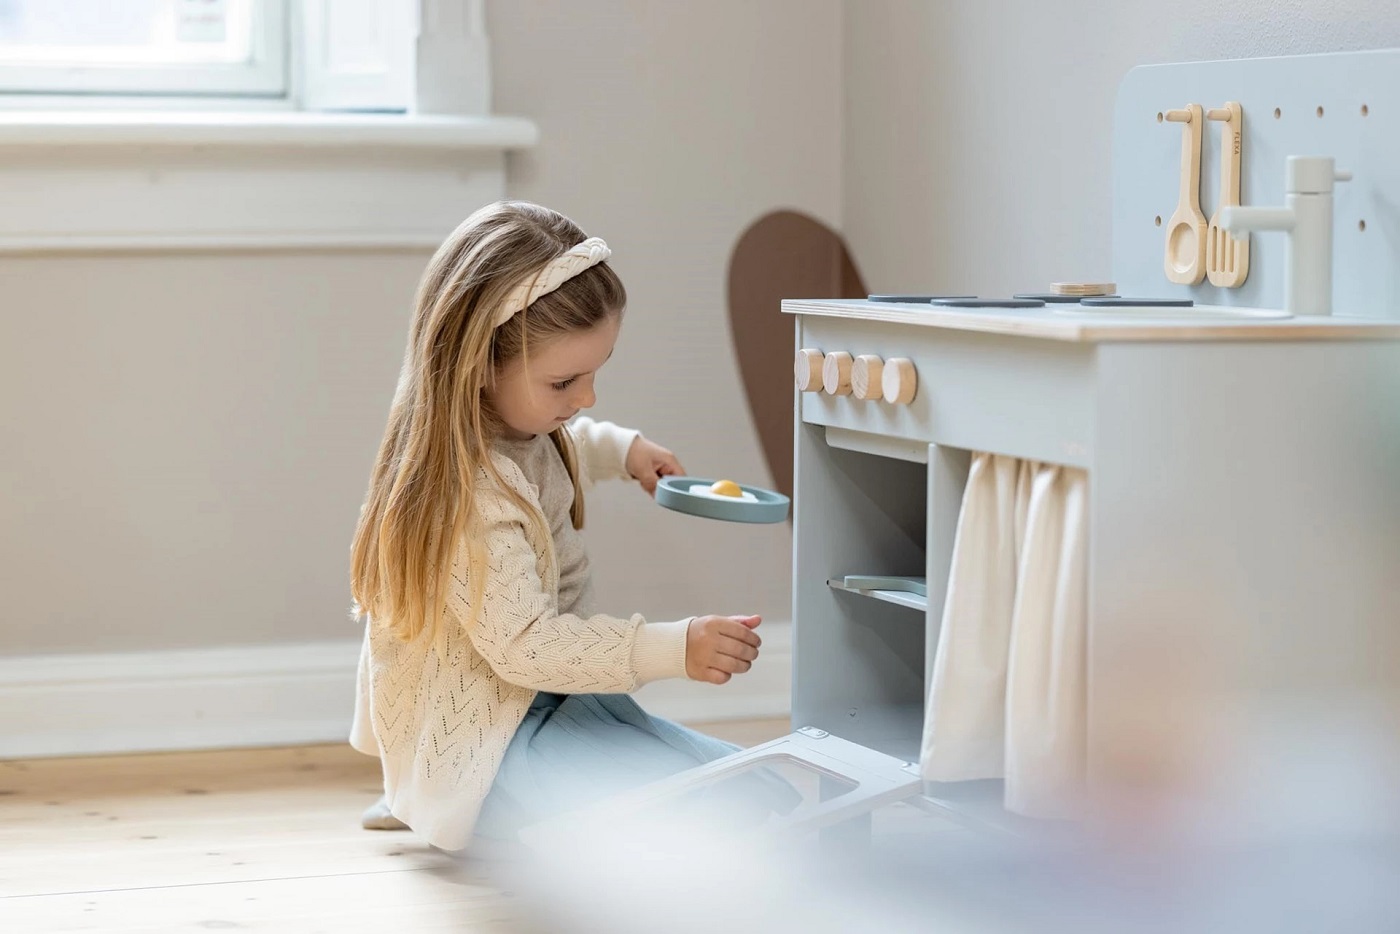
1205, 101, 1249, 288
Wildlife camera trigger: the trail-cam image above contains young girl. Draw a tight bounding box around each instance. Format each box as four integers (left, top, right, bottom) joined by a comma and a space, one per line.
348, 200, 773, 851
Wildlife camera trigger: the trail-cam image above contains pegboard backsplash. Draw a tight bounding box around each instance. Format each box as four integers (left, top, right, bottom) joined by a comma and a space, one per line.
1114, 49, 1399, 319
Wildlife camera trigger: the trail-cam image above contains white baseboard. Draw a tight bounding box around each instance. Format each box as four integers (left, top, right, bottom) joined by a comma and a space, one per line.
0, 624, 792, 759
0, 641, 364, 759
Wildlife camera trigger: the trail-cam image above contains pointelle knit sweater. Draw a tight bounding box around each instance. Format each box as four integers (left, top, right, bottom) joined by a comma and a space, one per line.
349, 418, 691, 850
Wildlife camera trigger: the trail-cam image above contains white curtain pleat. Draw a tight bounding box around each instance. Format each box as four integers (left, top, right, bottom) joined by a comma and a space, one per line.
920, 453, 1026, 780
1005, 463, 1089, 818
920, 451, 1090, 819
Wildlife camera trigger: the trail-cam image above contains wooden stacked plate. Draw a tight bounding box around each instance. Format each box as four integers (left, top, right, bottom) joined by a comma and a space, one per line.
1050, 282, 1117, 297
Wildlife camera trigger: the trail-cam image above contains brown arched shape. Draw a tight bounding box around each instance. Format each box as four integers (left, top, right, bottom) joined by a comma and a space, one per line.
726, 210, 867, 510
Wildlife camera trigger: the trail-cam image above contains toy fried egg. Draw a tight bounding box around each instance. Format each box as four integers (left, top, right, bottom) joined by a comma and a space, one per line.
685, 479, 759, 503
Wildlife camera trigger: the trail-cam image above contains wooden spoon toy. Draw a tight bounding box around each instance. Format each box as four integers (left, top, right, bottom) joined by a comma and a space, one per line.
1163, 104, 1208, 285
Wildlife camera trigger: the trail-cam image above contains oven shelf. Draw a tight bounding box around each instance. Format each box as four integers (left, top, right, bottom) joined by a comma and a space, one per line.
827, 576, 929, 612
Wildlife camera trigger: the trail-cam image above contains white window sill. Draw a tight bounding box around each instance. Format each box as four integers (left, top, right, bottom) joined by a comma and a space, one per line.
0, 111, 539, 151
0, 112, 538, 253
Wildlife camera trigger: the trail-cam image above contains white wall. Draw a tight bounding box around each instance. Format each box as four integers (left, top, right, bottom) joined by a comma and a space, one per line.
0, 251, 420, 655
19, 0, 1393, 750
490, 0, 843, 630
0, 2, 841, 752
842, 0, 1400, 297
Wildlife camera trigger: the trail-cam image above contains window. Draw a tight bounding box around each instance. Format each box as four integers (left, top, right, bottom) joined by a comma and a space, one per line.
0, 0, 524, 256
0, 0, 287, 97
0, 0, 426, 112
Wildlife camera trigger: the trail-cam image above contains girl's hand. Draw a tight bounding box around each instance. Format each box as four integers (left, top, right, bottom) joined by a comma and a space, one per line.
685, 615, 761, 685
626, 435, 686, 497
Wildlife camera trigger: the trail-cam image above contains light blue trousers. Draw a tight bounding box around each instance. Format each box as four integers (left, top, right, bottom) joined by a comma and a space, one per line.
474, 691, 796, 840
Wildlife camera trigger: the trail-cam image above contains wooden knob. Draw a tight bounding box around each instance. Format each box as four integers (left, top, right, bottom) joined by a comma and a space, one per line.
882, 357, 917, 405
822, 351, 853, 396
851, 355, 884, 400
795, 348, 824, 392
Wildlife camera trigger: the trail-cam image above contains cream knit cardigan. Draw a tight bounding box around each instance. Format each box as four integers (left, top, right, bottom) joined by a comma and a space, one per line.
349, 418, 691, 850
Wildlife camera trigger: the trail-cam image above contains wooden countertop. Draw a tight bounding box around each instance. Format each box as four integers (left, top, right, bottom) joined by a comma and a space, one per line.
782, 299, 1400, 343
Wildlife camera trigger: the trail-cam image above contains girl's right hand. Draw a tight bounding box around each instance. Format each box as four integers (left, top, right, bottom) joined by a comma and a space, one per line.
685, 615, 762, 684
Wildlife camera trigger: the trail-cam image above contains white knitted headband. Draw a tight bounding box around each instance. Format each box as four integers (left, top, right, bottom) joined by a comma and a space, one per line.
492, 236, 612, 328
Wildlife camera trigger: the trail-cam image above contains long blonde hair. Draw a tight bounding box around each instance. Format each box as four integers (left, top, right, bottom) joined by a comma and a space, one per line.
350, 201, 626, 641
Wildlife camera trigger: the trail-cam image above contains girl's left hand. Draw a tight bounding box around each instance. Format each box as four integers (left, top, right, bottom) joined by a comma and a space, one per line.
625, 435, 685, 497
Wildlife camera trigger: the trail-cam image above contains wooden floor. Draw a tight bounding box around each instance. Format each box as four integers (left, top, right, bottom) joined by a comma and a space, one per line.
0, 719, 790, 933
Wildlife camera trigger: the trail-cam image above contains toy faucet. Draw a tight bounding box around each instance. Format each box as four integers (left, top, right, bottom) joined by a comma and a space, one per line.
1219, 156, 1351, 316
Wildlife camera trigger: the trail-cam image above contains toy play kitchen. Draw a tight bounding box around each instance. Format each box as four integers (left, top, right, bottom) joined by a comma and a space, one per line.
543, 49, 1400, 841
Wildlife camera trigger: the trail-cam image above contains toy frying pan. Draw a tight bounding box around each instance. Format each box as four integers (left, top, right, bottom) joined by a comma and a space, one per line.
655, 476, 790, 524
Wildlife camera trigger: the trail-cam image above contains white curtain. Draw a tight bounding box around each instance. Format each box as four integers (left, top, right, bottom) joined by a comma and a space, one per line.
919, 451, 1089, 819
